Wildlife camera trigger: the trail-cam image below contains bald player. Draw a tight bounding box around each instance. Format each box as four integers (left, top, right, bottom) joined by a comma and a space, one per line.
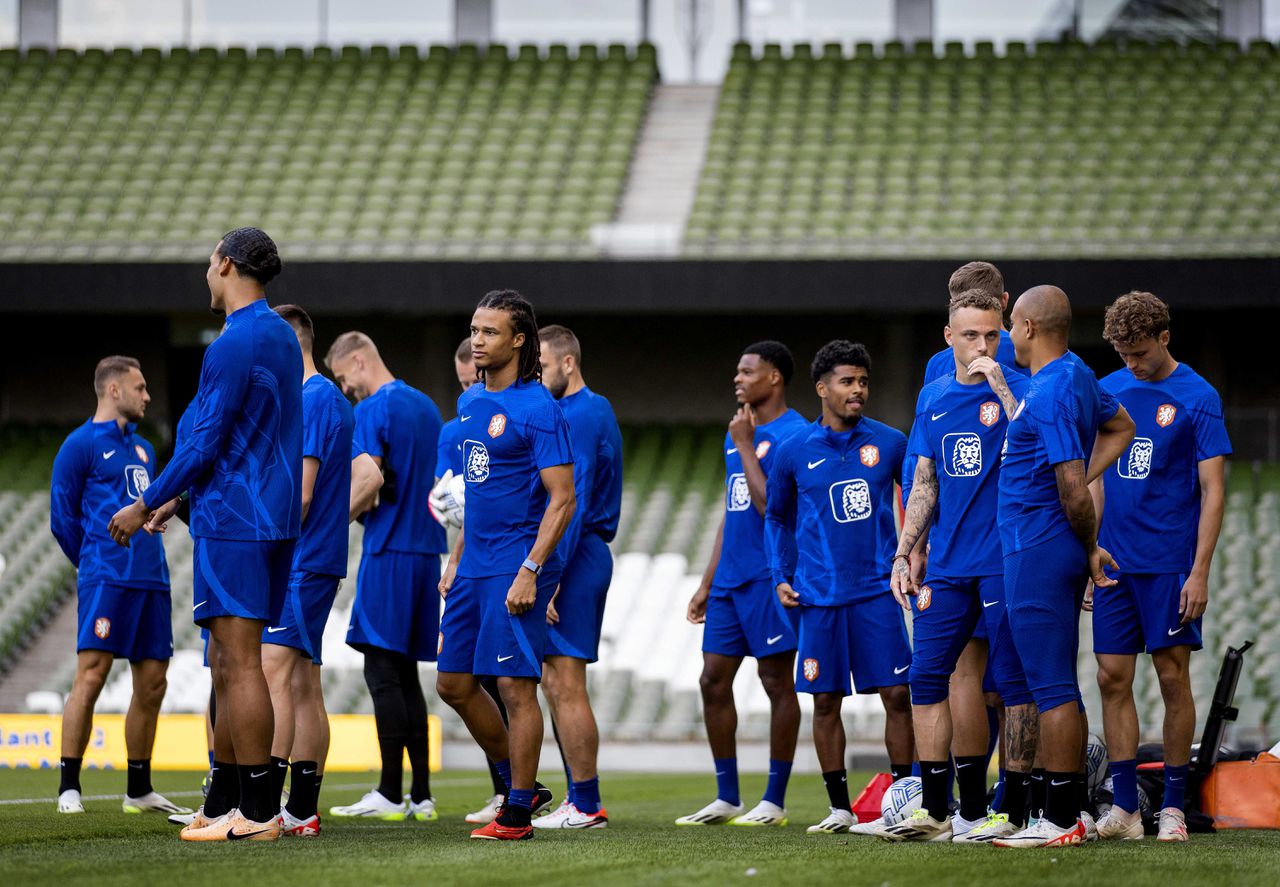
992, 286, 1135, 849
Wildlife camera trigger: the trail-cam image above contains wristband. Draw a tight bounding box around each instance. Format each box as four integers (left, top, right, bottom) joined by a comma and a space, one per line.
521, 557, 543, 577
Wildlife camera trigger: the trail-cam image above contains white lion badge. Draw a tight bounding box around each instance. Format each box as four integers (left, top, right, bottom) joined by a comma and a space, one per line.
829, 478, 872, 523
463, 440, 491, 483
1118, 437, 1154, 480
727, 473, 750, 512
943, 432, 983, 478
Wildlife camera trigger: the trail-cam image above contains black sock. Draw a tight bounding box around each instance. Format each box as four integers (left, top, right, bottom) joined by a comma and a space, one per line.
203, 761, 238, 818
285, 760, 319, 820
59, 756, 83, 794
237, 762, 274, 823
126, 758, 153, 798
1076, 772, 1090, 815
1046, 770, 1079, 829
1028, 768, 1047, 821
890, 762, 913, 783
401, 659, 432, 803
920, 760, 951, 821
1001, 770, 1031, 827
376, 734, 406, 802
498, 802, 532, 827
487, 758, 506, 796
269, 756, 290, 808
364, 649, 410, 803
956, 755, 988, 821
822, 770, 851, 810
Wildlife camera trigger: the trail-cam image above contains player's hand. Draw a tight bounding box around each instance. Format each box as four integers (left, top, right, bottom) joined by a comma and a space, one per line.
107, 498, 151, 547
547, 587, 561, 625
776, 582, 799, 608
1179, 573, 1209, 623
967, 355, 1006, 388
1089, 545, 1119, 588
890, 555, 917, 611
143, 497, 181, 535
438, 560, 457, 599
909, 550, 928, 588
687, 583, 710, 624
1082, 580, 1095, 612
728, 405, 756, 450
506, 568, 538, 615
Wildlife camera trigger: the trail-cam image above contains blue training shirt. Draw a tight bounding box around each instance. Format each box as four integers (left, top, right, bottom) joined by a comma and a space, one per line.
51, 419, 170, 590
1098, 363, 1231, 574
714, 408, 809, 589
905, 329, 1021, 503
908, 371, 1029, 578
352, 379, 447, 556
765, 417, 907, 606
295, 373, 355, 577
997, 351, 1120, 556
437, 417, 464, 479
144, 299, 303, 541
557, 386, 623, 561
456, 377, 574, 579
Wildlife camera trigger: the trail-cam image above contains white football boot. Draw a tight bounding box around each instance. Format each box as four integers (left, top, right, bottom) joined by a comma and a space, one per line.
1096, 805, 1144, 840
953, 811, 1020, 844
328, 790, 408, 820
806, 807, 855, 834
874, 808, 953, 842
1157, 807, 1188, 842
465, 793, 504, 824
407, 796, 438, 822
57, 789, 85, 814
123, 791, 192, 815
730, 800, 788, 827
675, 798, 745, 826
993, 817, 1086, 848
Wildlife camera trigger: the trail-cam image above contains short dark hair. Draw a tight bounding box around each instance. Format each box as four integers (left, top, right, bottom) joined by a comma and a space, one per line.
94, 355, 140, 397
217, 227, 283, 285
1104, 291, 1171, 346
810, 340, 871, 383
743, 340, 794, 384
455, 336, 473, 363
948, 261, 1003, 300
273, 303, 314, 352
476, 289, 541, 383
539, 324, 582, 365
949, 288, 1004, 318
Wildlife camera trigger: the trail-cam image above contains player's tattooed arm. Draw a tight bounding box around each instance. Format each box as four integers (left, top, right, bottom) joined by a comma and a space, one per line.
1086, 404, 1136, 484
891, 457, 937, 608
967, 356, 1018, 419
1182, 455, 1227, 622
1055, 458, 1119, 588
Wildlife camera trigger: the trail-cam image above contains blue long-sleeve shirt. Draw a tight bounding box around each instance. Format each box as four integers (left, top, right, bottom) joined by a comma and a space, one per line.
50, 419, 169, 590
765, 417, 906, 606
557, 386, 623, 561
143, 299, 303, 541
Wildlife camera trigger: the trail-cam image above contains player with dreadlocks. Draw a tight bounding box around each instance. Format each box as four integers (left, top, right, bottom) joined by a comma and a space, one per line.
436, 290, 577, 840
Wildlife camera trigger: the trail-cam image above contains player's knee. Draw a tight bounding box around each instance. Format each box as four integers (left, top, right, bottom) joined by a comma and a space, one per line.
758, 666, 794, 700
1154, 659, 1191, 699
882, 685, 912, 714
910, 671, 948, 706
435, 674, 469, 707
75, 661, 112, 698
812, 693, 842, 720
699, 667, 733, 701
1095, 661, 1133, 697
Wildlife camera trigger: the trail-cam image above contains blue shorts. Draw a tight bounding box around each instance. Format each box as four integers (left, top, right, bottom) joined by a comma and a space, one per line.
971, 574, 1033, 706
193, 538, 294, 627
438, 568, 562, 679
703, 577, 799, 659
546, 533, 612, 662
1092, 572, 1202, 655
263, 572, 341, 664
1004, 531, 1088, 713
76, 584, 172, 662
796, 594, 911, 696
347, 550, 441, 661
909, 576, 984, 705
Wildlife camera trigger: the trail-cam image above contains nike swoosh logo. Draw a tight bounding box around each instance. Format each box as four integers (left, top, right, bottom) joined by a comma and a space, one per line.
931, 412, 948, 421
983, 600, 999, 608
726, 448, 737, 455
460, 415, 472, 422
955, 762, 972, 769
766, 634, 783, 645
227, 828, 271, 840
128, 763, 144, 768
266, 626, 287, 633
302, 769, 316, 776
250, 771, 268, 779
1050, 779, 1071, 787
193, 601, 206, 611
102, 450, 116, 459
931, 767, 947, 774
807, 459, 826, 469
497, 654, 514, 662
1168, 627, 1184, 636
894, 665, 909, 674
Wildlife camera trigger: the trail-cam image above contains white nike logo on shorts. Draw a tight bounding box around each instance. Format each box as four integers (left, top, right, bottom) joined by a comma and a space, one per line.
766, 634, 783, 645
807, 459, 826, 469
266, 626, 287, 633
460, 415, 472, 422
726, 448, 737, 455
193, 601, 206, 611
894, 665, 909, 675
931, 412, 948, 421
983, 600, 999, 608
497, 654, 514, 662
1168, 626, 1184, 636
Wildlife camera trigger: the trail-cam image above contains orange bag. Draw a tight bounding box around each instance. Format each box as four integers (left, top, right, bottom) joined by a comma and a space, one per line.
1200, 752, 1280, 829
852, 772, 893, 823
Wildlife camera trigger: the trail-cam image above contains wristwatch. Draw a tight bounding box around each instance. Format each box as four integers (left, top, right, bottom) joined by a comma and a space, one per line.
521, 557, 543, 576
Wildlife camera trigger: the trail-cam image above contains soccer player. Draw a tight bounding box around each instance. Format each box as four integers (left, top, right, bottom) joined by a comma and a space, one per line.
764, 340, 914, 835
876, 290, 1036, 843
1091, 292, 1229, 843
436, 289, 576, 841
110, 227, 301, 842
258, 305, 355, 837
532, 324, 623, 829
324, 331, 445, 821
991, 285, 1135, 849
678, 342, 808, 828
49, 357, 189, 817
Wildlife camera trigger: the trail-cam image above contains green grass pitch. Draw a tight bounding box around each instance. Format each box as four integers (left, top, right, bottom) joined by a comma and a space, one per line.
2, 767, 1277, 886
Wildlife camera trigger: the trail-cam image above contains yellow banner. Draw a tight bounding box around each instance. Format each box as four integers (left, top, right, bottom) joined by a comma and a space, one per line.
0, 713, 441, 772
